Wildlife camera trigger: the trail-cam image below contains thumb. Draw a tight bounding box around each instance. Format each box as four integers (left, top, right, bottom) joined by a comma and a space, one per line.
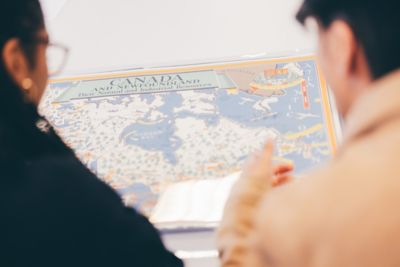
262, 140, 274, 163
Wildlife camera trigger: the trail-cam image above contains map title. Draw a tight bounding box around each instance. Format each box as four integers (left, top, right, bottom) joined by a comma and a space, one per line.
55, 70, 221, 102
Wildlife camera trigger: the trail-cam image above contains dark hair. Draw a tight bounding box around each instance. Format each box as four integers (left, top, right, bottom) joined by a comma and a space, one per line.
0, 0, 58, 163
0, 0, 45, 114
296, 0, 400, 79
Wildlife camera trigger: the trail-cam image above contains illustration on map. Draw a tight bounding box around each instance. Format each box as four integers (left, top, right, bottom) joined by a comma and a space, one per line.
40, 56, 339, 227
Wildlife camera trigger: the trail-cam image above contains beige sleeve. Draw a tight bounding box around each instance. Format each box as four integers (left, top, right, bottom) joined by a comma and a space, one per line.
250, 170, 336, 267
217, 174, 271, 267
217, 169, 330, 267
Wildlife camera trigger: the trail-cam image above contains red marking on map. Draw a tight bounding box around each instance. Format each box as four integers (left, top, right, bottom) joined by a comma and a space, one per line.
302, 79, 310, 109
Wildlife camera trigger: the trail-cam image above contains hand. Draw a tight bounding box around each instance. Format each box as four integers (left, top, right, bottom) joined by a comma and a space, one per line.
219, 141, 294, 229
242, 141, 274, 183
218, 141, 294, 267
272, 163, 294, 187
242, 141, 294, 189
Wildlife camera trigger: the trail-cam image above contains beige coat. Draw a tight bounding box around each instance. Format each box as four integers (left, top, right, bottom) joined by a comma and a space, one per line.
218, 70, 400, 267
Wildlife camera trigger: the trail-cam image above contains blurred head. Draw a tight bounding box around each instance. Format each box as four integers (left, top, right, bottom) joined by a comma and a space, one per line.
0, 0, 48, 107
297, 0, 400, 117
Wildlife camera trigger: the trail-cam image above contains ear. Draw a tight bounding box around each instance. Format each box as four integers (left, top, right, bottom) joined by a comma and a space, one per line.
2, 38, 31, 90
327, 20, 372, 90
324, 20, 358, 80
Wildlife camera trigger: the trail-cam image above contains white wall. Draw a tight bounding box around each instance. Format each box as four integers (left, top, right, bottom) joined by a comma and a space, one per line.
42, 0, 315, 75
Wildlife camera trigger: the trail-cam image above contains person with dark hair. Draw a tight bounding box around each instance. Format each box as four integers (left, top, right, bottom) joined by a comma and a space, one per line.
0, 1, 182, 266
218, 0, 400, 266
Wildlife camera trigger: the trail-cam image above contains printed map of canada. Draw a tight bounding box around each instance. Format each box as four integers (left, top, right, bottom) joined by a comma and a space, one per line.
40, 57, 338, 218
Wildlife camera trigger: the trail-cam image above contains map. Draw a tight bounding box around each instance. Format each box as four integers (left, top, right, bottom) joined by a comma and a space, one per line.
40, 56, 339, 227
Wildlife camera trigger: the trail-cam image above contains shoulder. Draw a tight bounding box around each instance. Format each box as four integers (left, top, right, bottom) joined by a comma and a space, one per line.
2, 154, 183, 267
21, 153, 125, 213
25, 153, 101, 189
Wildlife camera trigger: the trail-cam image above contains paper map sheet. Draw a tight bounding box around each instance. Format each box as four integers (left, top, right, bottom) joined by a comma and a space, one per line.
41, 56, 338, 228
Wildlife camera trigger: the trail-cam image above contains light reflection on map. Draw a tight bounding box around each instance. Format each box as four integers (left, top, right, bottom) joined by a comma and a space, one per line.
40, 58, 337, 217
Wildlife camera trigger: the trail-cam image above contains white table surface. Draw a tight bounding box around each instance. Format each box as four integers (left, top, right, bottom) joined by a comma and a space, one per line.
41, 0, 315, 266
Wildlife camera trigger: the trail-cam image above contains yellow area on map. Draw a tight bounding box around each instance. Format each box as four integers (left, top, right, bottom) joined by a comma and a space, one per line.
309, 142, 329, 148
273, 156, 294, 165
226, 88, 239, 95
249, 79, 303, 91
284, 124, 324, 140
279, 142, 329, 155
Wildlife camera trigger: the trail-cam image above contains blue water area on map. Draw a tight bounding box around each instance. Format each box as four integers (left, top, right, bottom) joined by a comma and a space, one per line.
176, 110, 220, 126
120, 119, 182, 165
116, 183, 158, 210
119, 92, 186, 165
216, 90, 264, 125
158, 92, 183, 115
140, 94, 156, 103
86, 95, 133, 108
50, 81, 75, 89
88, 160, 98, 173
56, 101, 76, 112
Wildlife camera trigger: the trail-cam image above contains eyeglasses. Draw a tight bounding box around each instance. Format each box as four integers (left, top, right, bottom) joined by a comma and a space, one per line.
24, 36, 70, 77
46, 43, 69, 76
